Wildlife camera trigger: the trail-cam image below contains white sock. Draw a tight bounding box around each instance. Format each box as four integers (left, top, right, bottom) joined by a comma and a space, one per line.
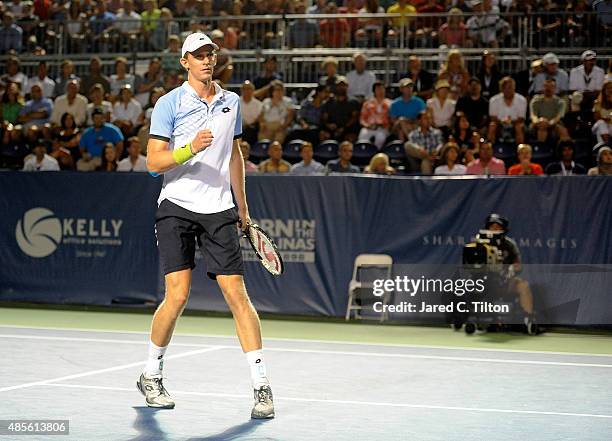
246, 349, 269, 389
144, 341, 167, 377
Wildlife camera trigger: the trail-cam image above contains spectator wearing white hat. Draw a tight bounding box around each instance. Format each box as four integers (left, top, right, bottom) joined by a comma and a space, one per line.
587, 145, 612, 176
532, 53, 569, 95
210, 29, 233, 84
427, 80, 456, 136
569, 50, 605, 110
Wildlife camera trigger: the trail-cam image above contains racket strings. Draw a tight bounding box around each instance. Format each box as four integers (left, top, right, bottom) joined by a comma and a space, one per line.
252, 229, 281, 274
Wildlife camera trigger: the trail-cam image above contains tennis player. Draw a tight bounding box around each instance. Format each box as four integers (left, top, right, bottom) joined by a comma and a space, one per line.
137, 32, 274, 419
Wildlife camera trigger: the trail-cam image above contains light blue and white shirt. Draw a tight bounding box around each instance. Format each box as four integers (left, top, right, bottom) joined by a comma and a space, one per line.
150, 81, 242, 214
290, 160, 325, 175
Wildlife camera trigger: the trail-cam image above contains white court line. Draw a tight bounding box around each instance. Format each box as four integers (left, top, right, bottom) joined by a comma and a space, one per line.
0, 346, 223, 393
2, 334, 612, 368
0, 334, 203, 348
262, 347, 612, 368
2, 324, 612, 358
42, 383, 612, 420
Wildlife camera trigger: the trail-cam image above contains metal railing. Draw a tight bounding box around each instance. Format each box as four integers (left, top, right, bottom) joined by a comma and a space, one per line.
2, 12, 611, 93
2, 12, 612, 56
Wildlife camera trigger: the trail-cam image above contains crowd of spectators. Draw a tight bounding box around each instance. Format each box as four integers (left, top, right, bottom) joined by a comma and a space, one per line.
233, 48, 612, 176
1, 0, 612, 176
1, 0, 612, 54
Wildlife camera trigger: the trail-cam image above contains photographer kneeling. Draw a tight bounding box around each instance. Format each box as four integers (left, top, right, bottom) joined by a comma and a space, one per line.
483, 214, 535, 321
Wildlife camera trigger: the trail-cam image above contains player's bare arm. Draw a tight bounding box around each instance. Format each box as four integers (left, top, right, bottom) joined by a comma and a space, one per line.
229, 138, 250, 231
146, 129, 214, 174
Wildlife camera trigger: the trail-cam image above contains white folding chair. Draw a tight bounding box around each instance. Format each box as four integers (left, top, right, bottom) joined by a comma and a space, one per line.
345, 254, 393, 322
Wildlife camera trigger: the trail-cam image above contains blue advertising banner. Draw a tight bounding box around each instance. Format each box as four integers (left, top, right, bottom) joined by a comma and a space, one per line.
1, 172, 611, 324
0, 172, 161, 305
188, 175, 612, 324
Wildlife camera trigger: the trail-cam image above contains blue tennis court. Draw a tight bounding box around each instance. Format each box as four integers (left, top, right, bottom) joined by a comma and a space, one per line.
2, 322, 611, 441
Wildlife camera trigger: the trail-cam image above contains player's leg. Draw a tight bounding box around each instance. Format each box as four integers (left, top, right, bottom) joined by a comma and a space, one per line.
200, 207, 274, 419
137, 269, 192, 409
217, 274, 274, 419
150, 269, 193, 349
137, 200, 198, 408
217, 275, 262, 352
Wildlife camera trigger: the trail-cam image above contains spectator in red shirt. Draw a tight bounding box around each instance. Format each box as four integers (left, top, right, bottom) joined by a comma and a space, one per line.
416, 0, 444, 42
508, 143, 544, 175
320, 3, 350, 48
338, 0, 360, 39
33, 0, 51, 20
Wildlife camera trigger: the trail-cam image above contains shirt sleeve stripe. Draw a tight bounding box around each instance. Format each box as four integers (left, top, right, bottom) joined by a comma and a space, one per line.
150, 134, 170, 142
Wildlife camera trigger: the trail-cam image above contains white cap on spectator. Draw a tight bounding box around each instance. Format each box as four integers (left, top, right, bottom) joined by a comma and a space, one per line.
581, 50, 596, 61
542, 52, 559, 65
211, 29, 225, 40
181, 32, 219, 58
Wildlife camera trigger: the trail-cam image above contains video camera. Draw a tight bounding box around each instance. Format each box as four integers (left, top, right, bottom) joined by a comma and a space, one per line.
463, 229, 504, 270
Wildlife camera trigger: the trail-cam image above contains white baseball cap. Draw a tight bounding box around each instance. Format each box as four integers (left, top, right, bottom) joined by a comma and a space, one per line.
581, 50, 596, 61
542, 52, 559, 65
181, 32, 219, 58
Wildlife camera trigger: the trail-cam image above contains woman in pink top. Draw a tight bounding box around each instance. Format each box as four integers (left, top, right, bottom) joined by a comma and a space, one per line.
438, 8, 468, 48
358, 80, 391, 149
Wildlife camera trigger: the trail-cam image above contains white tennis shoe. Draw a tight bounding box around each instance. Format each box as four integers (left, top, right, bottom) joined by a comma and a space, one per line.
137, 373, 175, 409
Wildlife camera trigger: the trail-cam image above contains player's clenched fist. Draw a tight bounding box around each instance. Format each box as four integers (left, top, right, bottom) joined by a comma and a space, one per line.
191, 129, 214, 153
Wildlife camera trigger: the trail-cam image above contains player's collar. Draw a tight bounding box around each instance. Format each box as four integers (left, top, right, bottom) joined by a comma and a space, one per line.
182, 80, 226, 104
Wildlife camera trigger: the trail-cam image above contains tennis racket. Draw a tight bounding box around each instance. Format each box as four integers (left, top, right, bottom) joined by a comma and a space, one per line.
242, 223, 284, 276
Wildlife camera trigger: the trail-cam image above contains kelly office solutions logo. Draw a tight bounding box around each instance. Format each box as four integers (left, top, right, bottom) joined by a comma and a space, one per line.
15, 207, 124, 258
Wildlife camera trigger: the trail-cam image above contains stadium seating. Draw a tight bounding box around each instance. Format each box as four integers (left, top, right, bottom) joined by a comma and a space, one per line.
494, 143, 517, 167
531, 142, 555, 167
352, 141, 378, 166
284, 139, 305, 164
1, 7, 609, 175
314, 140, 339, 163
382, 140, 407, 169
250, 140, 271, 164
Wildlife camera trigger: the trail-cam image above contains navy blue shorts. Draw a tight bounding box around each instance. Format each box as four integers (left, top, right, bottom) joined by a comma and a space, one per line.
155, 199, 244, 279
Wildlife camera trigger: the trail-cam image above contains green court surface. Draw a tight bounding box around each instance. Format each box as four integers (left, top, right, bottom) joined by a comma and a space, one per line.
1, 306, 611, 355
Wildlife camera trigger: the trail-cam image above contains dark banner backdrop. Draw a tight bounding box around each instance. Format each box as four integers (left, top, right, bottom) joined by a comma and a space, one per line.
1, 172, 611, 323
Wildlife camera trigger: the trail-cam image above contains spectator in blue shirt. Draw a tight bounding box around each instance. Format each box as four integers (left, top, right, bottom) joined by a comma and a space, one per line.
77, 107, 124, 171
288, 2, 320, 48
18, 84, 53, 131
89, 1, 117, 33
290, 142, 325, 175
390, 78, 426, 142
326, 141, 360, 173
0, 12, 23, 53
89, 1, 117, 51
